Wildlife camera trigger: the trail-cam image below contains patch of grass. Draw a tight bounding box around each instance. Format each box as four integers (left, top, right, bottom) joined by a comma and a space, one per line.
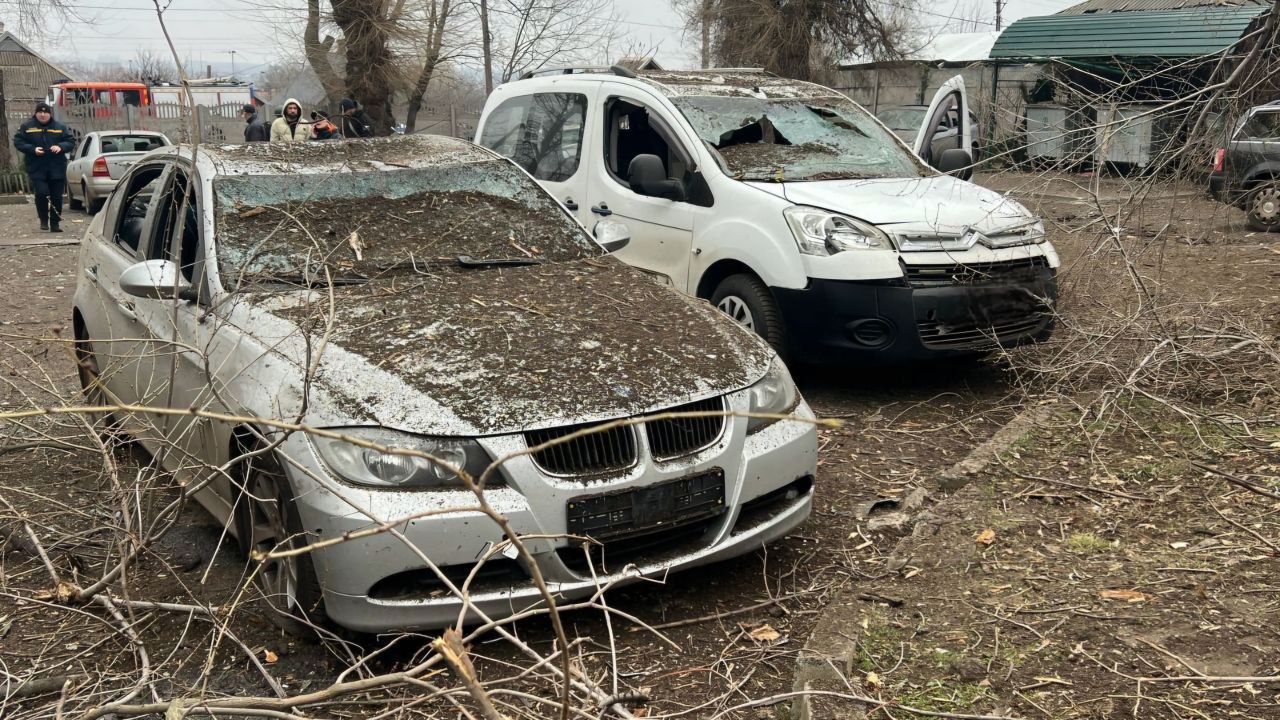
898, 680, 991, 712
855, 624, 904, 673
1065, 532, 1113, 553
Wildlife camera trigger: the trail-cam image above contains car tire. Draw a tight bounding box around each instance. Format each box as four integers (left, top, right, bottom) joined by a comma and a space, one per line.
1246, 182, 1280, 232
711, 273, 786, 352
86, 183, 104, 215
73, 321, 126, 443
232, 445, 327, 637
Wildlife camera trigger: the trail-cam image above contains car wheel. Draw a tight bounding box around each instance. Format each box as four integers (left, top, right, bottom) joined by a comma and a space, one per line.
233, 447, 326, 637
82, 182, 94, 214
1246, 182, 1280, 232
86, 184, 104, 215
73, 322, 125, 442
711, 274, 785, 351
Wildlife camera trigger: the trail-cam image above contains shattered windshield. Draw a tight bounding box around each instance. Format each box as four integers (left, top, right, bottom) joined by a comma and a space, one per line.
212, 160, 598, 289
672, 95, 922, 182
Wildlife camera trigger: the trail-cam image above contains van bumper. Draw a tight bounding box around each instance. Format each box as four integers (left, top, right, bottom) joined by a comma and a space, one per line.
772, 268, 1057, 363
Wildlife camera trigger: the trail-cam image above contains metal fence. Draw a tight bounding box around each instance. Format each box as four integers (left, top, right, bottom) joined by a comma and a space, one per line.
0, 170, 30, 194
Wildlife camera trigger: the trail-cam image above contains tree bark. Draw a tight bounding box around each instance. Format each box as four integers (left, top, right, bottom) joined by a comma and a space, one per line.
404, 4, 452, 133
304, 0, 345, 106
0, 70, 11, 172
480, 0, 494, 93
332, 0, 396, 135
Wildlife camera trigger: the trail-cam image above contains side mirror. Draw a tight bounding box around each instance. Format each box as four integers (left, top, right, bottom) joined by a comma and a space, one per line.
119, 259, 193, 300
593, 219, 631, 254
937, 148, 972, 177
627, 154, 685, 202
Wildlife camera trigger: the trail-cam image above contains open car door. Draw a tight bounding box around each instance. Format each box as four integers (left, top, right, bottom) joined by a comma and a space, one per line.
914, 75, 973, 177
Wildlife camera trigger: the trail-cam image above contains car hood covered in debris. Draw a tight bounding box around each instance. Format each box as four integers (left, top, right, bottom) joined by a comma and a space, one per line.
239, 259, 773, 437
750, 174, 1037, 236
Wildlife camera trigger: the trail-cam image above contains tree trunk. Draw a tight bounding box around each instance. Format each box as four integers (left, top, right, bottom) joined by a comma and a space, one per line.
332, 0, 396, 135
304, 0, 344, 106
480, 0, 494, 93
405, 55, 441, 134
0, 70, 11, 172
700, 0, 712, 69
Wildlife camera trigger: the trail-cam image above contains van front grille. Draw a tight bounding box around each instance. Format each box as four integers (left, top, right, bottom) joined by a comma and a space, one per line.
645, 396, 726, 460
525, 422, 637, 476
903, 257, 1049, 287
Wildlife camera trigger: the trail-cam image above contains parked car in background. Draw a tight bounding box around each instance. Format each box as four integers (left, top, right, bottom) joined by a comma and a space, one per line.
877, 103, 983, 168
66, 130, 171, 214
476, 68, 1056, 364
1209, 101, 1280, 231
72, 134, 817, 633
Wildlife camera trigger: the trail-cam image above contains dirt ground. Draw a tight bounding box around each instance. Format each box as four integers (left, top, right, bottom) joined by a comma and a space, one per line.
0, 170, 1277, 719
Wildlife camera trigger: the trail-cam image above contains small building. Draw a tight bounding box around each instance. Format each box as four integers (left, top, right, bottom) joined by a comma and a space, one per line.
0, 25, 75, 106
1, 24, 76, 169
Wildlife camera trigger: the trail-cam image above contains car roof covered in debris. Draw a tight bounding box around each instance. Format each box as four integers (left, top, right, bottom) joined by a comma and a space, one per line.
633, 69, 846, 100
165, 134, 502, 177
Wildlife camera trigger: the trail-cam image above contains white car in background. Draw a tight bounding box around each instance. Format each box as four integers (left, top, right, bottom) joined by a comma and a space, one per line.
476, 69, 1057, 363
66, 130, 170, 213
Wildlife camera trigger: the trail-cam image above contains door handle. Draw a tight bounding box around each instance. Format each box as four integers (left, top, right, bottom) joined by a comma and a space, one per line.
563, 197, 578, 211
84, 265, 99, 281
119, 301, 137, 322
590, 203, 612, 217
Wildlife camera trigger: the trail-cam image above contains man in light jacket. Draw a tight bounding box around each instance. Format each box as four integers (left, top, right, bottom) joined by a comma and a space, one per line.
270, 99, 310, 142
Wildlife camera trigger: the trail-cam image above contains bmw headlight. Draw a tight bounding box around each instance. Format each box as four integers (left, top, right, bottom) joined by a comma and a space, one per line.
312, 428, 495, 489
747, 358, 799, 433
784, 205, 888, 256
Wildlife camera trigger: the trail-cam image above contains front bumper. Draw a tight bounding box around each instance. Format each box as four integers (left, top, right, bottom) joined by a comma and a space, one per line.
774, 260, 1057, 363
279, 394, 819, 633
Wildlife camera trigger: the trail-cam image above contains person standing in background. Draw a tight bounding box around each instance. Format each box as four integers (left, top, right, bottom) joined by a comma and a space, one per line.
241, 104, 269, 142
339, 98, 374, 138
270, 99, 310, 142
12, 102, 74, 232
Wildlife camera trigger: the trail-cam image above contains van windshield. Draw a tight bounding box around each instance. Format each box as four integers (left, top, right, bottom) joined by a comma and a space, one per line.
672, 95, 922, 182
212, 160, 598, 289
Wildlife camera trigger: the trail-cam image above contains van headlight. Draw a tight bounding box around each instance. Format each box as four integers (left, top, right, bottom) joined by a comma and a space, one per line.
747, 358, 799, 433
312, 429, 494, 489
784, 206, 888, 256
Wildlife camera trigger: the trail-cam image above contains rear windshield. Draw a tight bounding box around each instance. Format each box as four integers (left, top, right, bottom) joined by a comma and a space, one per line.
672, 95, 922, 182
1237, 110, 1280, 140
212, 159, 598, 289
100, 135, 166, 153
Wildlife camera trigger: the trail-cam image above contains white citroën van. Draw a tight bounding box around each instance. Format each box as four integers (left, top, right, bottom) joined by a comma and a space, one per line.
475, 67, 1058, 362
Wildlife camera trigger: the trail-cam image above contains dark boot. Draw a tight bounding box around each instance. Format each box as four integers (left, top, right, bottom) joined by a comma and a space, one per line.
50, 223, 63, 233
39, 219, 48, 231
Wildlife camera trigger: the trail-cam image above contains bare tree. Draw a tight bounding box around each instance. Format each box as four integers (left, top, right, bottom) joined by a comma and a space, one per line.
673, 0, 913, 80
131, 49, 177, 85
487, 0, 620, 84
303, 0, 405, 133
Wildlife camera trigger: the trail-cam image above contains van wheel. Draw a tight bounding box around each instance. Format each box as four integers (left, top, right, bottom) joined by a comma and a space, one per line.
711, 274, 785, 351
233, 447, 326, 637
1246, 183, 1280, 232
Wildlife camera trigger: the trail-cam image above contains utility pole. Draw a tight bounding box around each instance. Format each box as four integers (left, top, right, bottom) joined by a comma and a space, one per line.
228, 50, 237, 79
995, 0, 1004, 30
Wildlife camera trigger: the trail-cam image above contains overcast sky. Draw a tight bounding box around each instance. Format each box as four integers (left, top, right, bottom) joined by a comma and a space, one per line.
11, 0, 1079, 76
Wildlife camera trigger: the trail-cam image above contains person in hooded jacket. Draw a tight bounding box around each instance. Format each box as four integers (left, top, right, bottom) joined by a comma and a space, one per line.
339, 98, 375, 138
270, 99, 310, 142
12, 102, 75, 232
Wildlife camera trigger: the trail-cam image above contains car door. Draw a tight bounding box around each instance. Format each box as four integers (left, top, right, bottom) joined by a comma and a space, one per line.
78, 161, 169, 414
130, 164, 225, 464
582, 84, 701, 290
914, 75, 972, 170
477, 81, 599, 225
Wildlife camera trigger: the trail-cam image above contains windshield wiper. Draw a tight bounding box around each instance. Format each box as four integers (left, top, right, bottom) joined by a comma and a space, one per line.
455, 255, 546, 269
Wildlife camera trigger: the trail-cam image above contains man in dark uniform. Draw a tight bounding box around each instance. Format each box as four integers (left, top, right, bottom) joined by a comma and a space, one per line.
13, 102, 75, 232
241, 104, 269, 142
339, 98, 374, 138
